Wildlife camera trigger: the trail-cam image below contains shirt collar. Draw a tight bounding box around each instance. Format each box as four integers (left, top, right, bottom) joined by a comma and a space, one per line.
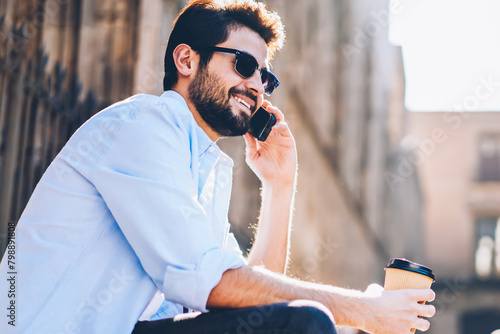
161, 90, 217, 157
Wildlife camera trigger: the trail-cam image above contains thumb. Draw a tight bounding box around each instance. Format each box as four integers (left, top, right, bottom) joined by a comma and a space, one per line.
365, 283, 384, 297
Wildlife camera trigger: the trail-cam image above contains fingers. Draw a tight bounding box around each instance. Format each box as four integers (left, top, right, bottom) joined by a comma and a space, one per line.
423, 289, 436, 302
404, 288, 435, 303
414, 317, 431, 332
262, 100, 285, 123
381, 289, 436, 333
259, 101, 295, 142
402, 289, 436, 318
417, 303, 436, 318
412, 292, 436, 332
270, 121, 293, 139
403, 307, 433, 333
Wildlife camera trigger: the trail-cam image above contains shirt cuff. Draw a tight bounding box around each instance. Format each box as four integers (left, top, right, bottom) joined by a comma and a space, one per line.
162, 248, 245, 312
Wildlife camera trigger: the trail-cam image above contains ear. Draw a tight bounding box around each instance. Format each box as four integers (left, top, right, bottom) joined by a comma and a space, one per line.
172, 44, 198, 78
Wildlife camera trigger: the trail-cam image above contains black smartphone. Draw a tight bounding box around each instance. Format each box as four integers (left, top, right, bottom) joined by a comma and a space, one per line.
248, 107, 277, 141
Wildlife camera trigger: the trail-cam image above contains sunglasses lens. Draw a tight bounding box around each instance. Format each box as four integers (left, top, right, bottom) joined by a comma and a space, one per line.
234, 51, 280, 95
261, 69, 279, 95
235, 53, 257, 78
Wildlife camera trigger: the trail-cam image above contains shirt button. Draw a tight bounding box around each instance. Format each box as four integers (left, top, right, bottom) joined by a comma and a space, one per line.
208, 146, 215, 153
199, 169, 205, 175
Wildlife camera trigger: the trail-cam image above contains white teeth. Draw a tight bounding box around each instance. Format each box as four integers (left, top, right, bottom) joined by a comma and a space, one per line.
234, 96, 251, 109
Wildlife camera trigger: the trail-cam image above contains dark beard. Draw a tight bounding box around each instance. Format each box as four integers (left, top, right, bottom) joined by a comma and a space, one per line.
188, 66, 255, 137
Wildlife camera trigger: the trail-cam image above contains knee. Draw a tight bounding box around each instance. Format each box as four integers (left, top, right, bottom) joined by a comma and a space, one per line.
284, 300, 337, 333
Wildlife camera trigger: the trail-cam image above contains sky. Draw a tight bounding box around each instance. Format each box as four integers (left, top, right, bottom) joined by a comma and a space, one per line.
389, 0, 500, 111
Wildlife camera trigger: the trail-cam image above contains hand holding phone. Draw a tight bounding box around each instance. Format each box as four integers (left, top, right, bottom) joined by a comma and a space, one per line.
245, 104, 297, 186
248, 107, 277, 141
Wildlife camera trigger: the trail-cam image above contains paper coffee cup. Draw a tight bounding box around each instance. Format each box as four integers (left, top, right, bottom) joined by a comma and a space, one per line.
384, 258, 435, 333
384, 258, 435, 290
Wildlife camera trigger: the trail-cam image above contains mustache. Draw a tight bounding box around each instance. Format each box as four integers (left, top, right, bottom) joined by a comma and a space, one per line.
229, 88, 258, 113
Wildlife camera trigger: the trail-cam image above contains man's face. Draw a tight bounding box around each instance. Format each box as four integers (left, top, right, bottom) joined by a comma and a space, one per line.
188, 26, 268, 137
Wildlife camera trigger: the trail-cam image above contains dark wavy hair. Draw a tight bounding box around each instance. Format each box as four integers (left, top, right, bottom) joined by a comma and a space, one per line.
163, 0, 285, 91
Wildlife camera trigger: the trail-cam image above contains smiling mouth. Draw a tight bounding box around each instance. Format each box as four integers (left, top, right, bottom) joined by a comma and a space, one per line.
233, 95, 252, 110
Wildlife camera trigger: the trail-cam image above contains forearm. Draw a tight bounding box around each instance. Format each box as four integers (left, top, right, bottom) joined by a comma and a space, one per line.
206, 265, 370, 328
247, 182, 295, 273
242, 102, 297, 273
207, 265, 436, 332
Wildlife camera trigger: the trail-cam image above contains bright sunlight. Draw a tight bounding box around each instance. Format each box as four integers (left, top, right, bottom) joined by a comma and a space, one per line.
389, 0, 500, 112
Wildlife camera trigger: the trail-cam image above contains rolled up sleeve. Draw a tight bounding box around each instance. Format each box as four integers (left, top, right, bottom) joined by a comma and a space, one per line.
86, 101, 244, 312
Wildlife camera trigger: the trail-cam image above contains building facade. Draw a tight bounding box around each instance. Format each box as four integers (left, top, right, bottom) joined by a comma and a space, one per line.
407, 111, 500, 334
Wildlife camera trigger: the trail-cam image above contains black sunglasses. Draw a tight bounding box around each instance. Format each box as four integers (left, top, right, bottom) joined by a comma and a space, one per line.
199, 46, 280, 95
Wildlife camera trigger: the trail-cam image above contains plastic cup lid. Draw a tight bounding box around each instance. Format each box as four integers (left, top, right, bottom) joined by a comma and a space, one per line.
386, 258, 435, 281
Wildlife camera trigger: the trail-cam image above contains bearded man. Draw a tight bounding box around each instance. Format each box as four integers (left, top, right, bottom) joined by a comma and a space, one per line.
0, 1, 435, 333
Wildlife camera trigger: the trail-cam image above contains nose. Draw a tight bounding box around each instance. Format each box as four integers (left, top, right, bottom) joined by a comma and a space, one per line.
245, 70, 265, 95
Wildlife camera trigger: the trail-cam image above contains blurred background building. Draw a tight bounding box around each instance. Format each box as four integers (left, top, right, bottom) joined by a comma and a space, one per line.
0, 0, 499, 333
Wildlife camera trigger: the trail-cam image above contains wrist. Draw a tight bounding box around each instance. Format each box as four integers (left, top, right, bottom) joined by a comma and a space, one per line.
261, 175, 296, 192
357, 294, 375, 331
260, 182, 295, 221
323, 287, 372, 329
261, 183, 295, 202
351, 292, 378, 332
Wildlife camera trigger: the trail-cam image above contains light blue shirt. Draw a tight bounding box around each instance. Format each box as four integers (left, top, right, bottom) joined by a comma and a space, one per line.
0, 91, 246, 333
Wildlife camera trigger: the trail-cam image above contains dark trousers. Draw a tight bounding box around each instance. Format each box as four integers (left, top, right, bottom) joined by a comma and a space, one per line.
132, 300, 337, 334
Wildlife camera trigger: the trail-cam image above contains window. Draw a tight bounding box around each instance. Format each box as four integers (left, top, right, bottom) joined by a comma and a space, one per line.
461, 309, 500, 334
475, 217, 500, 279
478, 134, 500, 182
